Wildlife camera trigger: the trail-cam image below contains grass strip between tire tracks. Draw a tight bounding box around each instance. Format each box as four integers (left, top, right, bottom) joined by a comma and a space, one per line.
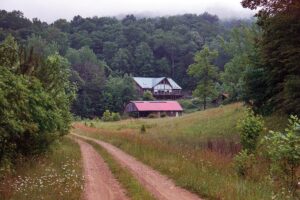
73, 135, 156, 200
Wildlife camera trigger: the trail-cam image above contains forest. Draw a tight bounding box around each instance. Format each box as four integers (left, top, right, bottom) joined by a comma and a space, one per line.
0, 10, 255, 117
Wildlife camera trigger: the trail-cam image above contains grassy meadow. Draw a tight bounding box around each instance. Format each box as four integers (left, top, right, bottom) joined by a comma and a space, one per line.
74, 103, 289, 200
88, 103, 244, 153
0, 138, 84, 200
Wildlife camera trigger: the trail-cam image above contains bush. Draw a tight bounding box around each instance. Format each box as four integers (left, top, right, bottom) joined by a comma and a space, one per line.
234, 150, 255, 177
142, 90, 155, 101
191, 98, 202, 106
89, 122, 95, 128
101, 110, 121, 122
237, 108, 264, 153
111, 112, 121, 121
262, 115, 300, 196
101, 110, 112, 122
179, 98, 201, 111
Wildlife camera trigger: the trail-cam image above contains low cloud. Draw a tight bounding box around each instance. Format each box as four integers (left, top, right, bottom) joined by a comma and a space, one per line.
1, 0, 255, 22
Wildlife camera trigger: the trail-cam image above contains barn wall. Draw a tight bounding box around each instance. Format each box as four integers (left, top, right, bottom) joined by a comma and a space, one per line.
133, 111, 183, 118
125, 102, 138, 112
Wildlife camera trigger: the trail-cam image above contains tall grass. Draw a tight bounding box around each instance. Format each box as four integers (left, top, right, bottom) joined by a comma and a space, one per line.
0, 137, 83, 200
75, 103, 290, 200
74, 127, 275, 200
82, 103, 244, 155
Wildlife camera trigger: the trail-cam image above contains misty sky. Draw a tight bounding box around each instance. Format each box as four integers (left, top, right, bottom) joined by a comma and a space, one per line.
1, 0, 255, 23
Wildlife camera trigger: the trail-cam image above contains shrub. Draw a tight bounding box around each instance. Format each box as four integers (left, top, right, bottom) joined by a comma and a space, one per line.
237, 108, 264, 153
142, 90, 155, 101
101, 110, 112, 122
179, 98, 202, 111
234, 150, 255, 177
140, 125, 146, 133
262, 115, 300, 196
111, 112, 121, 121
89, 122, 95, 128
191, 98, 202, 106
73, 115, 82, 121
101, 110, 121, 122
179, 99, 195, 110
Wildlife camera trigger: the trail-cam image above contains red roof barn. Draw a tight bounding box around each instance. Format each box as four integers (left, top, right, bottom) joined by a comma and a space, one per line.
125, 101, 183, 118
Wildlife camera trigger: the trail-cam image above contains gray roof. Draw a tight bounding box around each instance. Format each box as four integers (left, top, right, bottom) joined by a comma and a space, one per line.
133, 77, 182, 89
167, 78, 181, 89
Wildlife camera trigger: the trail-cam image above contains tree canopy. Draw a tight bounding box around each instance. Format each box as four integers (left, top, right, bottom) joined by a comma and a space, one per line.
241, 0, 300, 114
0, 10, 250, 117
0, 35, 74, 167
188, 45, 219, 109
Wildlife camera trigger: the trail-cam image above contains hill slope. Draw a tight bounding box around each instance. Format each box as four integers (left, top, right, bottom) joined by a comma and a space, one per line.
75, 103, 288, 199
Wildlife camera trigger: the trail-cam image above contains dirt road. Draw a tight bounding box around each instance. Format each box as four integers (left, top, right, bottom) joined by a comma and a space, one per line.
74, 138, 129, 200
72, 133, 202, 200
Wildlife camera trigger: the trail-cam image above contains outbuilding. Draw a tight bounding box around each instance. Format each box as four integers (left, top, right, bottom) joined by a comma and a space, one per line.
125, 101, 183, 118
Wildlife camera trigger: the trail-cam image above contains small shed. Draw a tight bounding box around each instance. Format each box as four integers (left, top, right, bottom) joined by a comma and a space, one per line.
125, 101, 183, 117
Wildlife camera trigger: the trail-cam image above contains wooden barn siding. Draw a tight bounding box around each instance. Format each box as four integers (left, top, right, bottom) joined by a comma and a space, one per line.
125, 102, 138, 112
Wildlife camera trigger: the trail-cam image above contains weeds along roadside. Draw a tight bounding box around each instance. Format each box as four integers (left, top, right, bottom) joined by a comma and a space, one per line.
73, 127, 274, 200
0, 137, 83, 200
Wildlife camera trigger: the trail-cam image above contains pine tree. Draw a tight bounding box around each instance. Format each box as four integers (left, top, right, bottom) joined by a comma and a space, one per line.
188, 45, 219, 110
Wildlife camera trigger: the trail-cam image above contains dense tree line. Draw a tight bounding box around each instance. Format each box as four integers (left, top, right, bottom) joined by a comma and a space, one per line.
0, 10, 250, 117
188, 0, 300, 115
0, 11, 229, 88
1, 5, 297, 117
241, 0, 300, 114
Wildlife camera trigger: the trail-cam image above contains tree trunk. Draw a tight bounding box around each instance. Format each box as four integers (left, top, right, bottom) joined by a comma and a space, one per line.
203, 95, 206, 110
171, 48, 175, 78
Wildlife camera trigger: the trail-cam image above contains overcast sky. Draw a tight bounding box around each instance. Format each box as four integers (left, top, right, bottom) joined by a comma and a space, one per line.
1, 0, 255, 23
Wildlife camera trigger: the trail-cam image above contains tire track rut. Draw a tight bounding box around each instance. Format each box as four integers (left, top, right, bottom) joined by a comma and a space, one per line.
74, 138, 129, 200
72, 133, 202, 200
